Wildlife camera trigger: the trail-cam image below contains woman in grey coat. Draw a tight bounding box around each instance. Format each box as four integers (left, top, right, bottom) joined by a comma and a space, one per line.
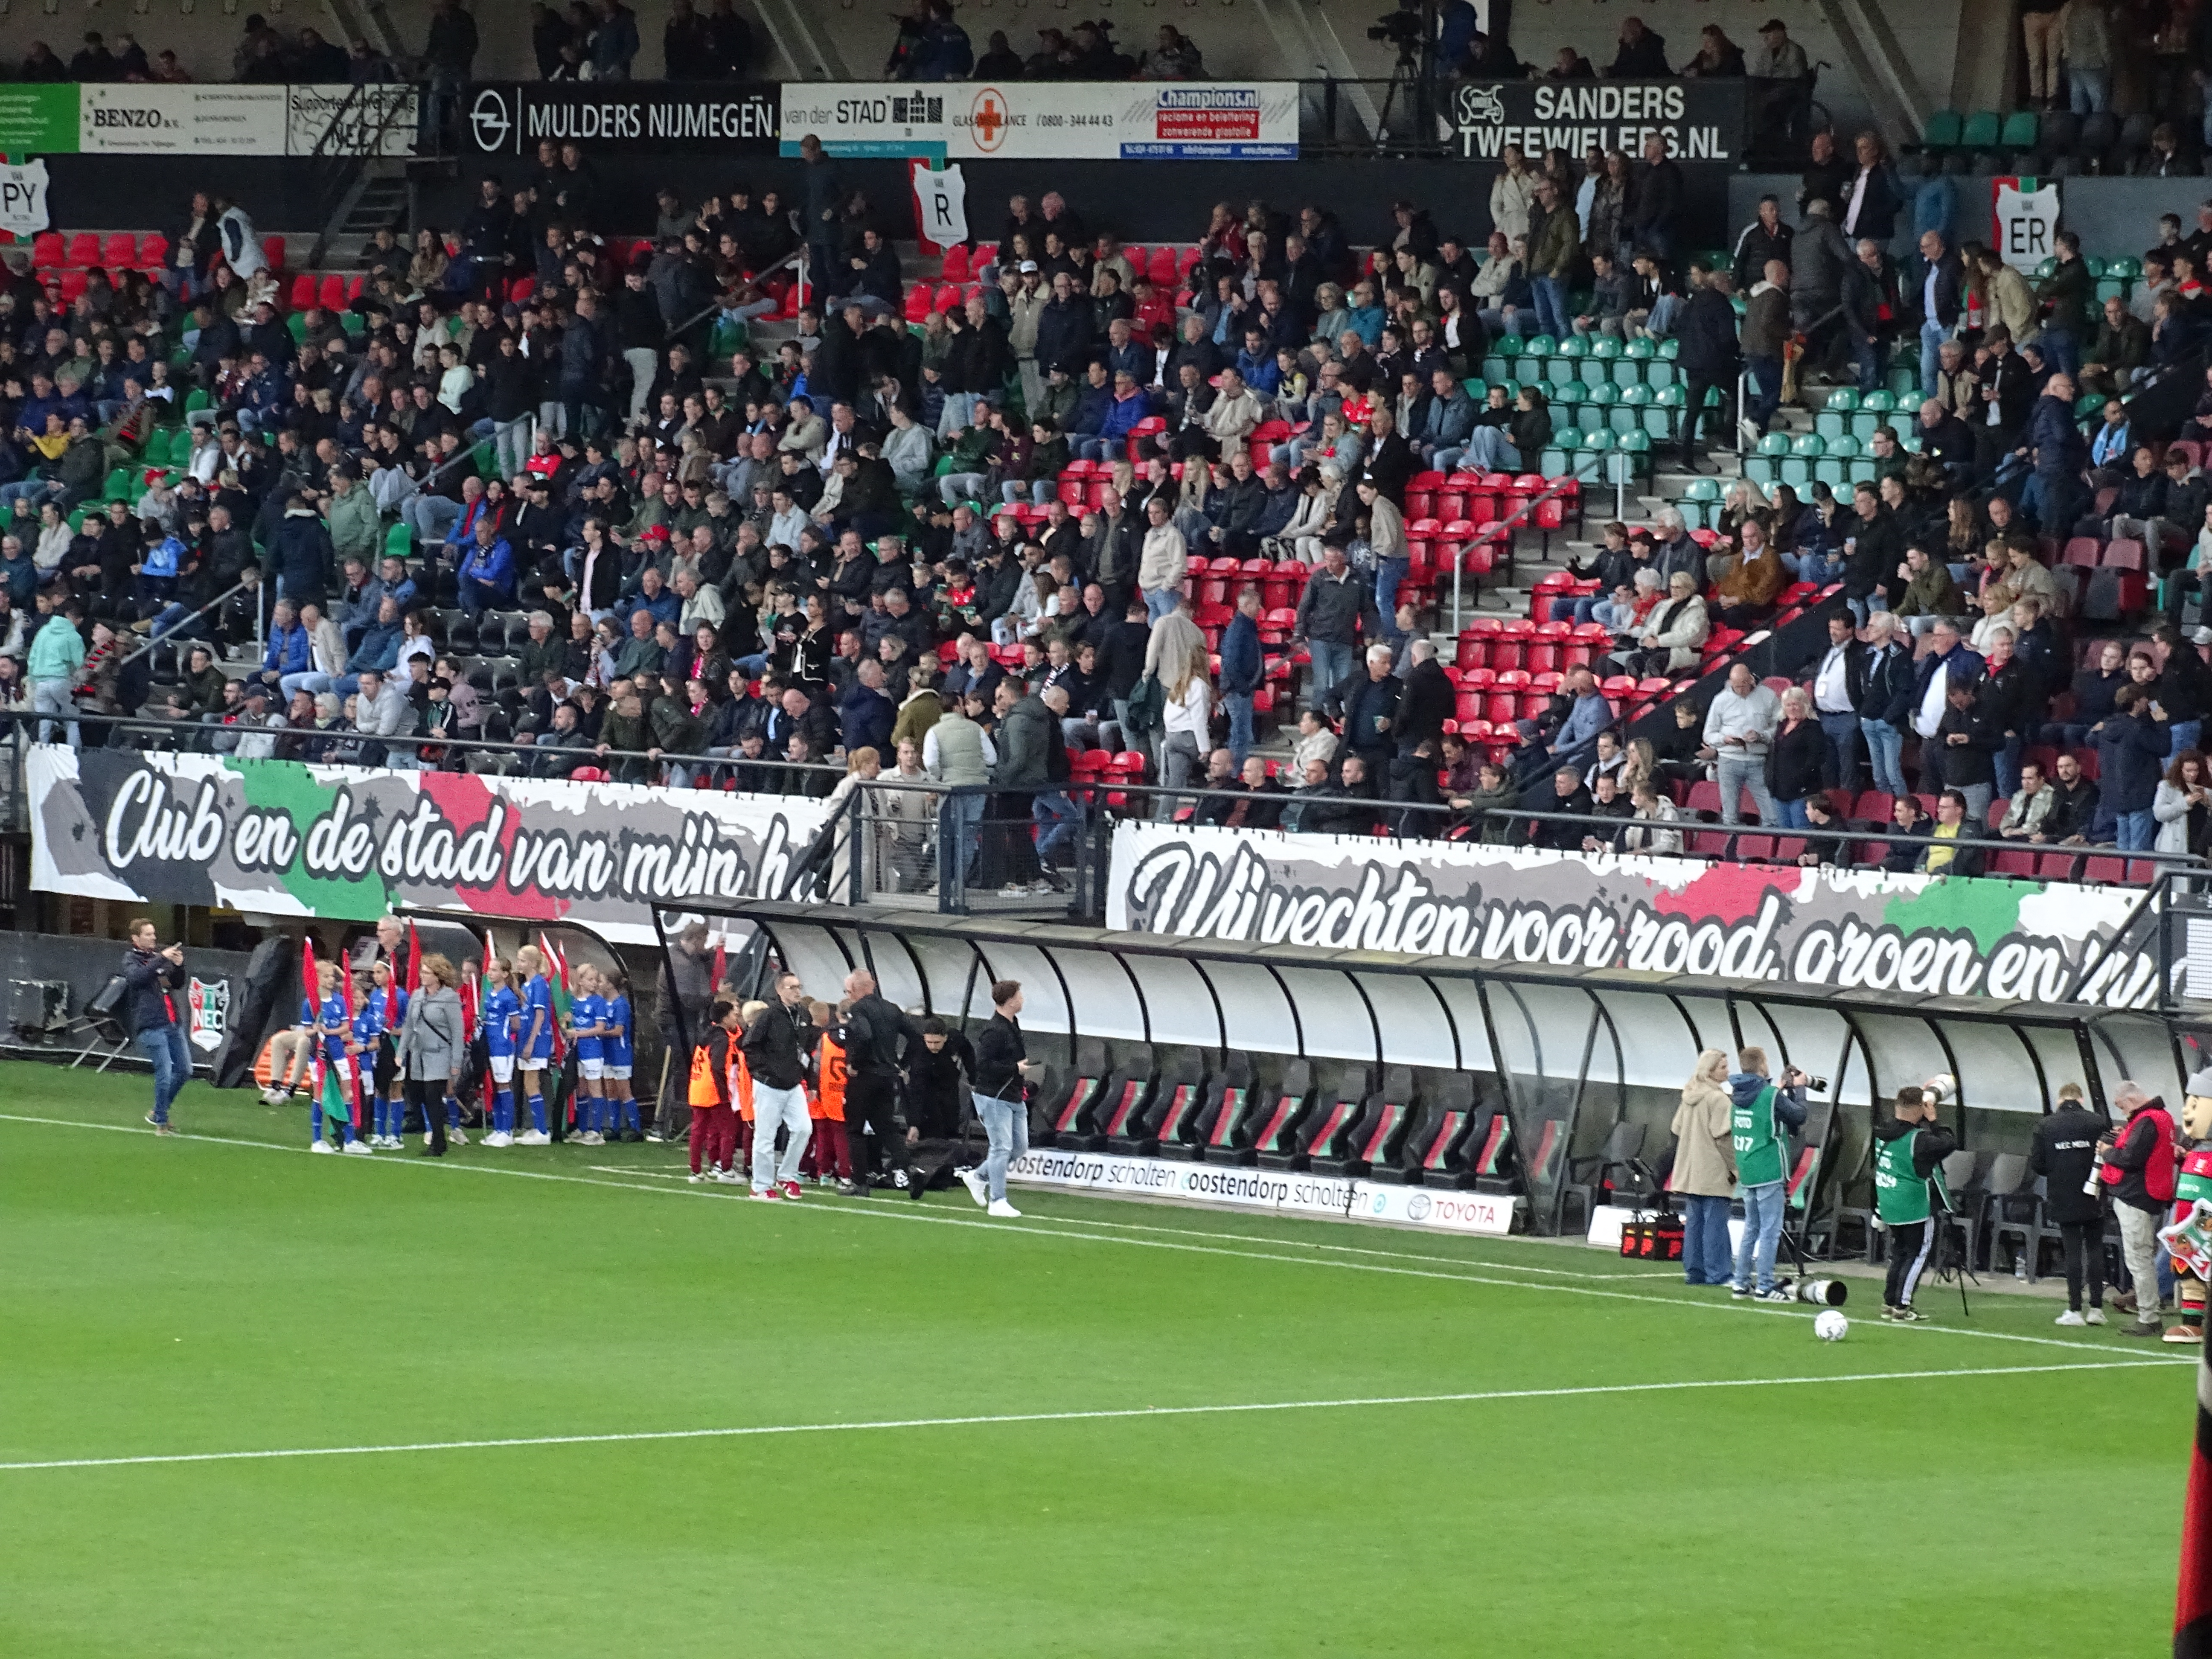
396, 952, 467, 1157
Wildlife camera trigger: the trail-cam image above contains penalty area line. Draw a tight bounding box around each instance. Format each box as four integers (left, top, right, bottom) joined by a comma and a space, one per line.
0, 1359, 2181, 1474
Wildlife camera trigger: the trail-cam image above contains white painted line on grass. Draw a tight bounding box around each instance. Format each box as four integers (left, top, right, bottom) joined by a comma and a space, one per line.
0, 1359, 2180, 1475
0, 1111, 2138, 1356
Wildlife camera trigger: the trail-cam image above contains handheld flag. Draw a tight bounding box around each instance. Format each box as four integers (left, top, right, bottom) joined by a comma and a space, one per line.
405, 920, 422, 996
459, 955, 481, 1040
538, 931, 571, 1061
2179, 1332, 2212, 1656
300, 934, 322, 1100
339, 943, 362, 1129
710, 936, 727, 999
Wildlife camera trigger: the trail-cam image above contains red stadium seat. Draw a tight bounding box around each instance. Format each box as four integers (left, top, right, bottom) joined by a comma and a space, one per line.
135, 231, 168, 271
100, 232, 137, 269
317, 274, 347, 311
259, 235, 285, 273
939, 244, 970, 281
288, 273, 317, 311
30, 231, 62, 268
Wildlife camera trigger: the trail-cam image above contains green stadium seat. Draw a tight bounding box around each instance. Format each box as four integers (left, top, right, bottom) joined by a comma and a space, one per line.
1552, 379, 1587, 407
1480, 354, 1509, 384
1544, 355, 1578, 387
2107, 256, 2141, 279
1961, 111, 2001, 150
2000, 111, 2040, 151
1523, 334, 1557, 358
384, 523, 414, 558
1557, 334, 1589, 358
1494, 335, 1523, 358
1590, 335, 1622, 359
1921, 110, 1964, 150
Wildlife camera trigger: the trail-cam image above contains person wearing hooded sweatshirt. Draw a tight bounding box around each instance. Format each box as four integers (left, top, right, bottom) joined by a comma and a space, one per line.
1670, 1048, 1737, 1287
1726, 1045, 1807, 1302
1871, 1077, 1961, 1321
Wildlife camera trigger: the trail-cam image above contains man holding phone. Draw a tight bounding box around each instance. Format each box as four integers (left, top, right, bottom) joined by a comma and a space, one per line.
962, 979, 1045, 1220
122, 918, 190, 1135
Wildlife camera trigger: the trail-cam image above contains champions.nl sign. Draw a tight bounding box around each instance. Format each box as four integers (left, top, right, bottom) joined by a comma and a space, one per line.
1010, 1148, 1516, 1235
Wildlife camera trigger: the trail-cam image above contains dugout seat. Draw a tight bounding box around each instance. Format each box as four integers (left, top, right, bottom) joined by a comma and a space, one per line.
1109, 1052, 1203, 1156
1032, 1036, 1109, 1147
1159, 1052, 1252, 1161
1264, 1062, 1372, 1172
1231, 1059, 1316, 1167
1373, 1074, 1480, 1186
1311, 1065, 1415, 1178
1562, 1120, 1646, 1233
1079, 1053, 1158, 1152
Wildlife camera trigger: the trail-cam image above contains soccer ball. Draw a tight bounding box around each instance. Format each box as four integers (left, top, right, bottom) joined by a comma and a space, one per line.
1815, 1310, 1849, 1342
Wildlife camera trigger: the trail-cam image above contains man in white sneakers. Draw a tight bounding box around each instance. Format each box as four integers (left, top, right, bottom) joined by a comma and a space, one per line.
961, 978, 1043, 1218
740, 970, 816, 1200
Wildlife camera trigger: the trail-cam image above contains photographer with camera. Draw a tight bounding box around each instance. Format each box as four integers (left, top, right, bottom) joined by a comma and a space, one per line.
1872, 1079, 1960, 1322
122, 917, 190, 1136
1726, 1047, 1807, 1303
2027, 1080, 2110, 1326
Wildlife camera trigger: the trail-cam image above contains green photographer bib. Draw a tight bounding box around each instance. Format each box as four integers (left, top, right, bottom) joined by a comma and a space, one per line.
1873, 1127, 1947, 1225
1730, 1083, 1786, 1187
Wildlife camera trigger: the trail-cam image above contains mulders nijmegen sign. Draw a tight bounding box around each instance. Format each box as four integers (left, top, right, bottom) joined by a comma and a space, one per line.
1105, 822, 2158, 1008
27, 749, 834, 944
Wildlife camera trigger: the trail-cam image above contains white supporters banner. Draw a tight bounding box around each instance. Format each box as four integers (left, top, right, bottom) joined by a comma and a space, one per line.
913, 162, 968, 248
1008, 1147, 1516, 1236
0, 158, 49, 238
1993, 177, 2061, 273
782, 81, 1297, 160
78, 84, 288, 154
285, 84, 419, 157
1102, 821, 2158, 1007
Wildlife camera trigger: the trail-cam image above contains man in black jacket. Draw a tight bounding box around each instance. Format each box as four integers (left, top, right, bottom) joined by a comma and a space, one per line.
959, 978, 1042, 1217
841, 968, 926, 1190
123, 918, 190, 1134
1906, 230, 1963, 401
740, 970, 816, 1199
2029, 1082, 2112, 1325
1675, 261, 1741, 471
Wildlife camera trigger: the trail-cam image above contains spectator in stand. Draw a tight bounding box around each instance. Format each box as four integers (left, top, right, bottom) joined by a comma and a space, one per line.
1607, 15, 1669, 76
1293, 542, 1380, 716
1703, 661, 1781, 825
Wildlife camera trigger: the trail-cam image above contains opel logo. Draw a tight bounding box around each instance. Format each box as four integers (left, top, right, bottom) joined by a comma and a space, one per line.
470, 88, 512, 154
1453, 84, 1505, 128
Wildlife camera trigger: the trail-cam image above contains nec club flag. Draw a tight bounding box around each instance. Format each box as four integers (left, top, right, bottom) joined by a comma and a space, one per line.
911, 161, 967, 252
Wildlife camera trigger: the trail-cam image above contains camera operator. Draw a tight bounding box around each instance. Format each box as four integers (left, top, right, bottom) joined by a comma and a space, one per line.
1872, 1080, 1960, 1322
2027, 1080, 2110, 1327
122, 917, 190, 1135
2101, 1081, 2177, 1339
1727, 1047, 1808, 1302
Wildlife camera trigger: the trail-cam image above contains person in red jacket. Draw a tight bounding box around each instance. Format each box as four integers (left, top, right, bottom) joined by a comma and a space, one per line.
2103, 1081, 2177, 1338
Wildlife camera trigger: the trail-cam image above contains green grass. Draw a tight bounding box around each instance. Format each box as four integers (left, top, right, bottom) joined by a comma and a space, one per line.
0, 1059, 2191, 1656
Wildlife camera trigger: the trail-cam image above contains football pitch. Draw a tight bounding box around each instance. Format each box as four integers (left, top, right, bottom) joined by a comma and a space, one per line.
0, 1059, 2191, 1657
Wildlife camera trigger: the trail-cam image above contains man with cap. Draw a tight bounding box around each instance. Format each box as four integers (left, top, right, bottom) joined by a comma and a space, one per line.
1746, 19, 1810, 152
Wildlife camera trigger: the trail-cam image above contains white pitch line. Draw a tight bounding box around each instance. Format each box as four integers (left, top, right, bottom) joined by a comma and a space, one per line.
0, 1111, 2132, 1354
0, 1359, 2180, 1475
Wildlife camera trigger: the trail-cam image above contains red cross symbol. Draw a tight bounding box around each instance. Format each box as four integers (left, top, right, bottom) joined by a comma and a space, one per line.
972, 90, 1005, 147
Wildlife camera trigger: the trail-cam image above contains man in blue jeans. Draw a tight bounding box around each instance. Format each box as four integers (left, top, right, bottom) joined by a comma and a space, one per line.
959, 978, 1044, 1220
122, 918, 191, 1135
1727, 1046, 1809, 1301
1293, 543, 1380, 716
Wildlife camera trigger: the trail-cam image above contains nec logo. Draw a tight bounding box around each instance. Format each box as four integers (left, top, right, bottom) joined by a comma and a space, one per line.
91, 108, 170, 128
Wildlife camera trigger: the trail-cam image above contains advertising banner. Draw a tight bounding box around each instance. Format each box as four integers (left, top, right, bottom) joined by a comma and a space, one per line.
465, 82, 778, 157
1449, 79, 1745, 165
27, 749, 835, 946
286, 84, 419, 157
1104, 822, 2156, 1007
77, 84, 289, 155
0, 159, 50, 238
1008, 1146, 1516, 1235
0, 84, 79, 154
781, 81, 1296, 161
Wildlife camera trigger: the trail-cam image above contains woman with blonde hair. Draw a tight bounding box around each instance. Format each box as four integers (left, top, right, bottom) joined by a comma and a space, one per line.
1670, 1048, 1737, 1285
1156, 653, 1214, 820
822, 745, 882, 899
395, 952, 467, 1158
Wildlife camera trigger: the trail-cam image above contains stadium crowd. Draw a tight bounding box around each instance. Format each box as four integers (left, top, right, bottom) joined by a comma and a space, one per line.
1, 108, 2209, 877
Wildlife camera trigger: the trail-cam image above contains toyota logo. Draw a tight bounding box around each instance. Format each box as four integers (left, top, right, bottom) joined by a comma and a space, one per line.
470, 88, 512, 154
1453, 84, 1505, 129
1405, 1193, 1433, 1221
